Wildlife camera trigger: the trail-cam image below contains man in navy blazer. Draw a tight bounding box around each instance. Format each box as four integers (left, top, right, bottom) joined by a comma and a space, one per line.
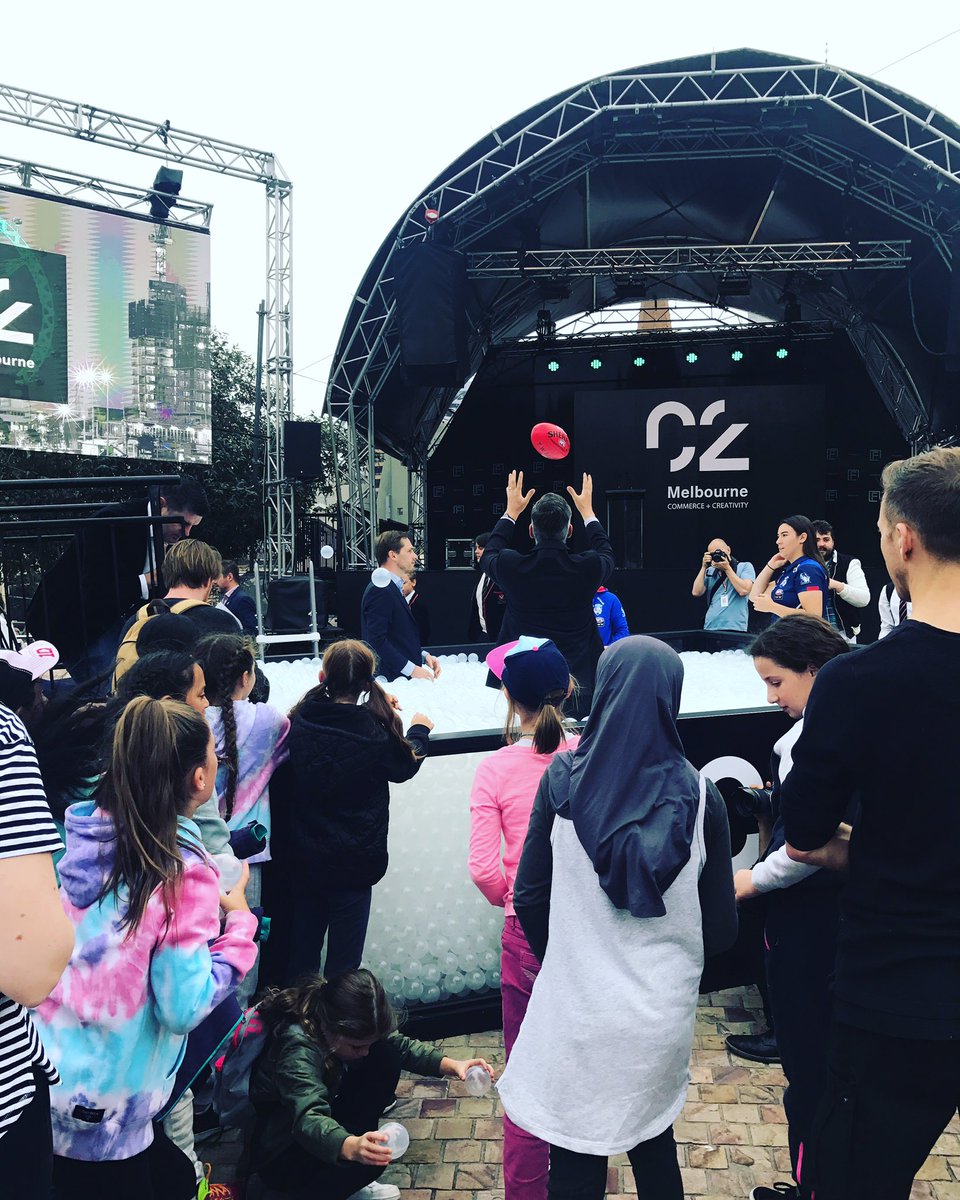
217, 561, 258, 636
361, 532, 443, 681
481, 471, 615, 716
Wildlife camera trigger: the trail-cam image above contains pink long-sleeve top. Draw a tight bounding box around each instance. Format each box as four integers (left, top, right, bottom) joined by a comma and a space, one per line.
468, 734, 580, 917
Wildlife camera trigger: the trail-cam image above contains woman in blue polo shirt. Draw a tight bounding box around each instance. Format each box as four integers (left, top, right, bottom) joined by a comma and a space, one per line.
750, 515, 828, 620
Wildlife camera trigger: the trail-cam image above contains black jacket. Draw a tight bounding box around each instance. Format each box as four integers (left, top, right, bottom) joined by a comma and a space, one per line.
284, 695, 430, 887
481, 516, 615, 708
27, 498, 166, 659
222, 586, 258, 636
360, 578, 423, 679
467, 572, 507, 643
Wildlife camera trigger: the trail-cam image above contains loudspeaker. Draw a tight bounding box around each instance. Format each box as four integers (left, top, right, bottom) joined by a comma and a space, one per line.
267, 578, 329, 632
284, 421, 325, 479
394, 244, 469, 386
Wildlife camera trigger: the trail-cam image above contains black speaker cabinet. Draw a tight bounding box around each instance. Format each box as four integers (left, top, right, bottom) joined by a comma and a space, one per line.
266, 577, 330, 632
283, 421, 325, 480
394, 243, 469, 386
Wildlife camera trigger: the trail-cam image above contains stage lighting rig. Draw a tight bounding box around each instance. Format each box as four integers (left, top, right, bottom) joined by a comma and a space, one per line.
717, 271, 751, 304
149, 167, 183, 220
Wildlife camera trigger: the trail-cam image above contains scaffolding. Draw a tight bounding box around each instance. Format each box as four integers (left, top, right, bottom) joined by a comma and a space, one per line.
0, 83, 294, 574
327, 55, 960, 567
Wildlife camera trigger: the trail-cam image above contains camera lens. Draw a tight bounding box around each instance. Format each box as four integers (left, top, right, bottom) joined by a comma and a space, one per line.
712, 550, 726, 562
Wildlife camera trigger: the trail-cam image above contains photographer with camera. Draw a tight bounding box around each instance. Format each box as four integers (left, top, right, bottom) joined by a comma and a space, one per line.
692, 539, 755, 632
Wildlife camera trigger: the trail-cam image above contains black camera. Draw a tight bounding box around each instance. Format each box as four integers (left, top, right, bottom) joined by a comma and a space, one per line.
711, 550, 728, 563
733, 785, 773, 821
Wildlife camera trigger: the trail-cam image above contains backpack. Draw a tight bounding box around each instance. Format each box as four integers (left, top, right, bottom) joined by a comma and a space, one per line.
212, 1005, 270, 1133
112, 598, 207, 690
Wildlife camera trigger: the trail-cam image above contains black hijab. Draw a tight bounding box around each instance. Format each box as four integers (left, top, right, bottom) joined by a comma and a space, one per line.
567, 636, 700, 917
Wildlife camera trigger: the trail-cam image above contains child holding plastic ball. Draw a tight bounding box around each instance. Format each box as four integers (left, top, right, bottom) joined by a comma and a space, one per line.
247, 969, 492, 1200
469, 637, 578, 1200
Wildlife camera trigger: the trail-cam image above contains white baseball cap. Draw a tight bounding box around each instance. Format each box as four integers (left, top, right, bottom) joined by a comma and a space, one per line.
0, 640, 60, 680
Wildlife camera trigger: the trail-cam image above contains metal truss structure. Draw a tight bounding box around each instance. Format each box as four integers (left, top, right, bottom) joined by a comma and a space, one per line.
328, 57, 960, 568
0, 82, 294, 575
469, 241, 912, 278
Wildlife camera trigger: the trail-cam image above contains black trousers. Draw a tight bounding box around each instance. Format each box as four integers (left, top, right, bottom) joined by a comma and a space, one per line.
257, 1039, 403, 1200
284, 880, 373, 983
52, 1121, 196, 1199
764, 890, 839, 1195
807, 1022, 960, 1200
548, 1125, 682, 1200
700, 890, 772, 1024
0, 1068, 53, 1195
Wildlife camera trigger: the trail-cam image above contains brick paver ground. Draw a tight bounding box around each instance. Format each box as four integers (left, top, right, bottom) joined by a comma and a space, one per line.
207, 986, 960, 1198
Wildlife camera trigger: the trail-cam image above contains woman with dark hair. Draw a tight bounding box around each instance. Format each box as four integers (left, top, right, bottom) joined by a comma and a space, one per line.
32, 696, 257, 1199
497, 637, 738, 1200
277, 639, 433, 983
751, 515, 829, 620
735, 614, 852, 1200
248, 969, 491, 1200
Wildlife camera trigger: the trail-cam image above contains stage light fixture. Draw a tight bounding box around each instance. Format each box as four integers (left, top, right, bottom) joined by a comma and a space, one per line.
590, 358, 602, 370
731, 350, 744, 362
148, 167, 183, 220
776, 347, 790, 360
547, 360, 560, 373
686, 351, 698, 364
633, 356, 646, 367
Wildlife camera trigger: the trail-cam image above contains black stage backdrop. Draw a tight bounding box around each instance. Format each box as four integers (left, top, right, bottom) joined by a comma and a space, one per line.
424, 333, 908, 640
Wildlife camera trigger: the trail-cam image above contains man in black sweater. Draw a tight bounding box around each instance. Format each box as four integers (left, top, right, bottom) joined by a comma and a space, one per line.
782, 447, 960, 1200
481, 471, 614, 717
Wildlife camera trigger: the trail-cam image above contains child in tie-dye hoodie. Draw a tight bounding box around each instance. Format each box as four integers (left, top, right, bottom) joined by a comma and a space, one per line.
33, 695, 258, 1197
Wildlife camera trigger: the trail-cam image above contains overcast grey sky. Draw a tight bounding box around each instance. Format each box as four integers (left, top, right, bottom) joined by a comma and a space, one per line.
2, 1, 958, 414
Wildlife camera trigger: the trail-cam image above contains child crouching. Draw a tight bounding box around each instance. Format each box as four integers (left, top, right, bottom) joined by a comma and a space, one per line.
248, 969, 491, 1200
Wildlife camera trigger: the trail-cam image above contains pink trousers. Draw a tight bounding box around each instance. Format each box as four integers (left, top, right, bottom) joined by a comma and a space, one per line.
501, 915, 549, 1200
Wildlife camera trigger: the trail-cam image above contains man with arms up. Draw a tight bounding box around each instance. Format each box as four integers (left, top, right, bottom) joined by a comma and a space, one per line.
361, 532, 442, 681
692, 538, 755, 632
782, 448, 960, 1200
481, 471, 614, 716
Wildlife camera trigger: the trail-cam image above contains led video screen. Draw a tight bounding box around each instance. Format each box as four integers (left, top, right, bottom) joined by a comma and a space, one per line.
0, 188, 211, 463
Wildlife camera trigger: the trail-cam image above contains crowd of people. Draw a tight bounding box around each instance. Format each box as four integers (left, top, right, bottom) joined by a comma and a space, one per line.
0, 447, 957, 1200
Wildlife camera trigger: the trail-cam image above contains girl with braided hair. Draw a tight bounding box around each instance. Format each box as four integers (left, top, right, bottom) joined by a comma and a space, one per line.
195, 634, 289, 1001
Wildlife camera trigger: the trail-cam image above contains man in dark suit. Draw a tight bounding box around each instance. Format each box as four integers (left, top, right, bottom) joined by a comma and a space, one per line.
360, 531, 443, 681
218, 561, 258, 636
27, 476, 208, 684
467, 532, 507, 643
481, 470, 615, 716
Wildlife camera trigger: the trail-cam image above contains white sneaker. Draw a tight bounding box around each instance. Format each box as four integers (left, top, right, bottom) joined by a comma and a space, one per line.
348, 1183, 401, 1200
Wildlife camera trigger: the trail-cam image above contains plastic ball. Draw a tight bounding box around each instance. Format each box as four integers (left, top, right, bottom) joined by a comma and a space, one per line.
459, 950, 478, 973
404, 961, 422, 980
480, 950, 499, 971
423, 963, 441, 984
465, 1065, 492, 1097
466, 968, 487, 991
403, 979, 424, 1002
371, 567, 392, 588
379, 1121, 410, 1160
423, 983, 441, 1004
446, 972, 466, 994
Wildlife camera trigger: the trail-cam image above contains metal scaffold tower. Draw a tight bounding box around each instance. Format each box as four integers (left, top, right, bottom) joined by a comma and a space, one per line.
0, 83, 295, 575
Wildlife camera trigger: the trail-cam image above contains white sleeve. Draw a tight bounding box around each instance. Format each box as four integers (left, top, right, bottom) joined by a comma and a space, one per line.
878, 586, 894, 639
838, 558, 870, 608
751, 845, 820, 892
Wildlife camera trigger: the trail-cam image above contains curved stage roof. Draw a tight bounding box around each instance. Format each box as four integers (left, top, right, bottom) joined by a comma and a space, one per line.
328, 48, 960, 554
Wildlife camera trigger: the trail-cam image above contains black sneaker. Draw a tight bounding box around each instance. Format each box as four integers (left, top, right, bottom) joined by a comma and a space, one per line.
725, 1032, 781, 1064
749, 1186, 799, 1199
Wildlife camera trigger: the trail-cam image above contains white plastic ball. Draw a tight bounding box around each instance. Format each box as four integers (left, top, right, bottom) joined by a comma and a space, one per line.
446, 972, 466, 994
379, 1121, 410, 1160
465, 1065, 492, 1097
466, 968, 487, 991
423, 983, 441, 1004
423, 963, 441, 984
459, 950, 478, 972
371, 567, 392, 588
403, 979, 424, 1002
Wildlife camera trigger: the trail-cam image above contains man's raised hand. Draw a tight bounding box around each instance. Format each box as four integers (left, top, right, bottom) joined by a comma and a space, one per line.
566, 473, 596, 523
505, 470, 536, 520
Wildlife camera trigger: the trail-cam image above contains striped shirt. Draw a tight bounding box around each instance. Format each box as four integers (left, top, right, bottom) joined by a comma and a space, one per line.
0, 705, 62, 1140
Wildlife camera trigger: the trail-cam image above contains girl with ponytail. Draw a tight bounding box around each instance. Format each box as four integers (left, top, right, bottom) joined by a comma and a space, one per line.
468, 637, 577, 1200
279, 639, 433, 984
248, 969, 490, 1199
32, 696, 258, 1198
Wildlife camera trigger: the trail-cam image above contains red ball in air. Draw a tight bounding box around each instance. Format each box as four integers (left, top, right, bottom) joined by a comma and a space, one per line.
530, 422, 571, 460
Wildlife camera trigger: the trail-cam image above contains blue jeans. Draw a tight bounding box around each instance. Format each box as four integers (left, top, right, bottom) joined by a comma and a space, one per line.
286, 881, 373, 982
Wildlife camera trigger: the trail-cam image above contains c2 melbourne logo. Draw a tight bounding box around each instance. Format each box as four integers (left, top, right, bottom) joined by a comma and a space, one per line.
0, 244, 68, 405
645, 398, 750, 511
645, 398, 749, 473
